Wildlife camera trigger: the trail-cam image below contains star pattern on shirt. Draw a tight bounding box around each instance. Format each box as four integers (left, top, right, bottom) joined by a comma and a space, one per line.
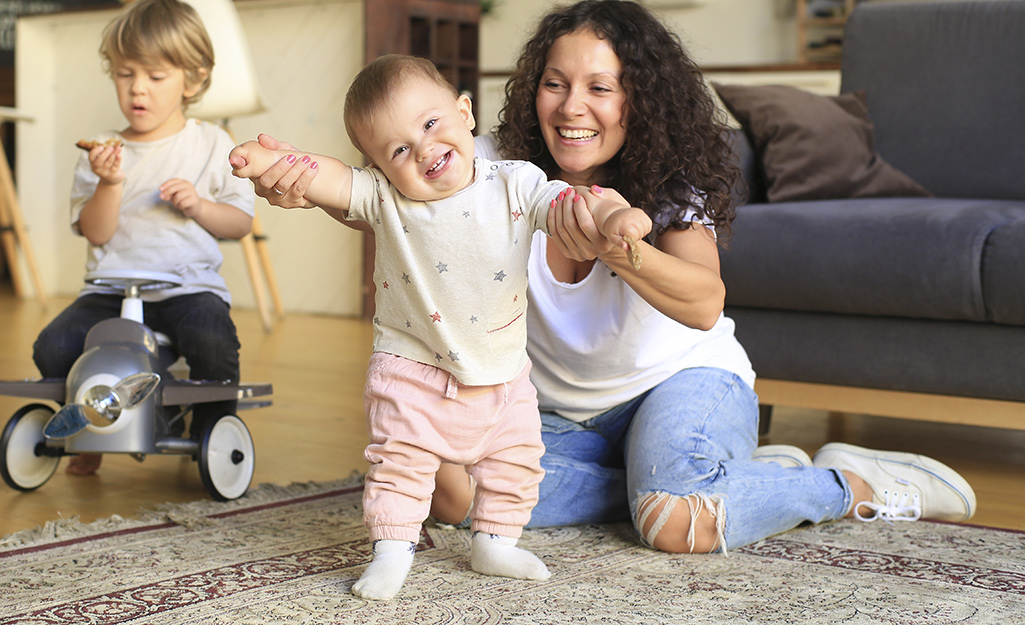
469, 315, 478, 324
402, 273, 411, 284
436, 262, 448, 274
511, 209, 522, 221
431, 311, 442, 322
382, 281, 389, 290
448, 350, 459, 362
494, 270, 507, 282
463, 211, 471, 218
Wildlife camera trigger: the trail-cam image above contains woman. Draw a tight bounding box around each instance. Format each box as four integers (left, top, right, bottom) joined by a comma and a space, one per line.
245, 0, 975, 554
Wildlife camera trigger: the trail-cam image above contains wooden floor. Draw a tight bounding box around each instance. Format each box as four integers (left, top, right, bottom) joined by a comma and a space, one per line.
2, 290, 1023, 540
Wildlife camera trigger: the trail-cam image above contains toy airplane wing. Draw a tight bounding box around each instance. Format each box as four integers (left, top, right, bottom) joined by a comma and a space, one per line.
0, 379, 66, 403
162, 380, 272, 407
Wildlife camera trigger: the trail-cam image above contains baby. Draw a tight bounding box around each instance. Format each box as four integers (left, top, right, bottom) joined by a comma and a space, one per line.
229, 54, 651, 600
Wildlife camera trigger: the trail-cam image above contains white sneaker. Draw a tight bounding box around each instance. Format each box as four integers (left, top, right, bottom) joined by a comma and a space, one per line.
812, 442, 976, 522
751, 445, 812, 468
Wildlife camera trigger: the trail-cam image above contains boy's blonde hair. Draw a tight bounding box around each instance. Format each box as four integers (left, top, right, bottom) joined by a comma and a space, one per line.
100, 0, 214, 109
344, 54, 458, 154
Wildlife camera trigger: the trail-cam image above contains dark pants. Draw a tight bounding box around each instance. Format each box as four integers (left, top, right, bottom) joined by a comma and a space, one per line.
33, 292, 240, 437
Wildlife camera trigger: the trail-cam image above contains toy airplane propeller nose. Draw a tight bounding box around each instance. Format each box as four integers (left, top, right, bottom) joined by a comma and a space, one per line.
44, 372, 161, 439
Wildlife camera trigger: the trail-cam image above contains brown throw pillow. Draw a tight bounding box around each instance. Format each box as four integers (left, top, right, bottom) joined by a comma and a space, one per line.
712, 82, 931, 202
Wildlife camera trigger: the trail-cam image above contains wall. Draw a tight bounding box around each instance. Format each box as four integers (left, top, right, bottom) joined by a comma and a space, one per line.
475, 0, 805, 138
481, 0, 798, 73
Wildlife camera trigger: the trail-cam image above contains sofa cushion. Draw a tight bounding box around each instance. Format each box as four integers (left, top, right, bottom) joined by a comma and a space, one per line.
727, 307, 1025, 402
982, 217, 1025, 325
712, 82, 930, 203
842, 1, 1025, 200
725, 128, 765, 205
720, 198, 1025, 325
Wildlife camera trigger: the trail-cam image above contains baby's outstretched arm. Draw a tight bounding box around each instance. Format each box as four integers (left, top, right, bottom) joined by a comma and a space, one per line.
229, 139, 353, 213
571, 185, 652, 270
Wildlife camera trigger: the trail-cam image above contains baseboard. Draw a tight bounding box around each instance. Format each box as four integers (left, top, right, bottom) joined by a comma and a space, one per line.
755, 379, 1025, 431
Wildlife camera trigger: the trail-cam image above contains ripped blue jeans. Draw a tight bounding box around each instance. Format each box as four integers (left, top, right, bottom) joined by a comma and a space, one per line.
527, 367, 852, 552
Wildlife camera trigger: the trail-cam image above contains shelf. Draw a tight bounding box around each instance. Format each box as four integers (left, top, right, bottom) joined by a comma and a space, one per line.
796, 0, 856, 65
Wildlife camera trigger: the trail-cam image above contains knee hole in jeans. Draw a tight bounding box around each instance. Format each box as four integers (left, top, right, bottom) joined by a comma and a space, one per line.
636, 491, 728, 555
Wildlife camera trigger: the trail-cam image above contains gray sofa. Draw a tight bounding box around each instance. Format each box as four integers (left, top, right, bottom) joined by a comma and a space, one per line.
717, 0, 1025, 432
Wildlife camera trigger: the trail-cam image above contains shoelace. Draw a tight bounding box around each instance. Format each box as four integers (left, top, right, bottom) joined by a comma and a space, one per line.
854, 489, 922, 523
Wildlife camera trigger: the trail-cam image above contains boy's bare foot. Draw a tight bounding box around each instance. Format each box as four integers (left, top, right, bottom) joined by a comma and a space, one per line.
66, 453, 103, 475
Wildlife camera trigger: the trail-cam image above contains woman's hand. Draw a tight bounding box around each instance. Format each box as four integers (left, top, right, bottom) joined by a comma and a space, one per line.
548, 186, 613, 261
250, 134, 319, 209
547, 185, 633, 261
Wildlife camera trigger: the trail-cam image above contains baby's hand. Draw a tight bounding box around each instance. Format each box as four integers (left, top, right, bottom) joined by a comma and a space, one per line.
229, 140, 280, 179
604, 206, 652, 266
160, 178, 203, 219
88, 144, 124, 185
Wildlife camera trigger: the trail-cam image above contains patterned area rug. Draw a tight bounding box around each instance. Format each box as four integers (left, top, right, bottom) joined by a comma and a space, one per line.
2, 477, 1023, 624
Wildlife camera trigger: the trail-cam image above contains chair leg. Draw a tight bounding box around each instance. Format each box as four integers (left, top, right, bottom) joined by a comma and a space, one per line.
251, 213, 284, 318
758, 404, 773, 436
0, 142, 47, 305
240, 232, 273, 332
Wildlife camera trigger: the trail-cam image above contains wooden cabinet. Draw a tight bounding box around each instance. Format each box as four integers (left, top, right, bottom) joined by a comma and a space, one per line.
366, 0, 480, 114
796, 0, 856, 65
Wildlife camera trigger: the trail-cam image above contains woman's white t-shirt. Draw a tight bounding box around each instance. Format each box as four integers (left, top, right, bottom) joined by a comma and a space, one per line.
475, 135, 756, 422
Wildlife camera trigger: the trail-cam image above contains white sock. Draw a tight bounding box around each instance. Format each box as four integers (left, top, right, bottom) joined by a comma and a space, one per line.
470, 532, 550, 580
351, 539, 415, 601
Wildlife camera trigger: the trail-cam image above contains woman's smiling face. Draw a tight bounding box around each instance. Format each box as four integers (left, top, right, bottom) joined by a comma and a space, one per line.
535, 28, 628, 186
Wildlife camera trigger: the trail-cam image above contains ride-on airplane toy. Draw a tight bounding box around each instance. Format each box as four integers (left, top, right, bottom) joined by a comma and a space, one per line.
0, 270, 271, 501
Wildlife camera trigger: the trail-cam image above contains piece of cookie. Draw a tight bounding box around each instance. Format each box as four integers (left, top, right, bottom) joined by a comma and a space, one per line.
623, 235, 642, 271
76, 138, 123, 151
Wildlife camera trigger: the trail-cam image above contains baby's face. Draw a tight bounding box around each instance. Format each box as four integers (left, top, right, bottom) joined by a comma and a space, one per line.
357, 76, 477, 202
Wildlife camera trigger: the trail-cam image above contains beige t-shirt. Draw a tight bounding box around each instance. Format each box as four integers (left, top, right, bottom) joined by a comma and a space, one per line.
347, 156, 565, 386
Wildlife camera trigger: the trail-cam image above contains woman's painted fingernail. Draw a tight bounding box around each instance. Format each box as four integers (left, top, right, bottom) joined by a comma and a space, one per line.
551, 199, 557, 208
591, 185, 604, 195
558, 190, 566, 201
301, 155, 311, 164
311, 161, 318, 170
286, 154, 296, 164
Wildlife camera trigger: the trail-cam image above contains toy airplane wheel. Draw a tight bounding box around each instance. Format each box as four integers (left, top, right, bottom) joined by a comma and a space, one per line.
198, 414, 254, 501
1, 404, 60, 491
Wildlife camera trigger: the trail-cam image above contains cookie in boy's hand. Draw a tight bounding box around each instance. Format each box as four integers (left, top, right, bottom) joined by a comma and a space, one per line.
76, 138, 123, 151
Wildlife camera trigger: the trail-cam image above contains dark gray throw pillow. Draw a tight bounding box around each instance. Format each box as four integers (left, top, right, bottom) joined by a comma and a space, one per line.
713, 82, 931, 202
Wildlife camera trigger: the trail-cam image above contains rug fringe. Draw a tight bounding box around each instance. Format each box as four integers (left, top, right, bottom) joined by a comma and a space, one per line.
0, 472, 365, 550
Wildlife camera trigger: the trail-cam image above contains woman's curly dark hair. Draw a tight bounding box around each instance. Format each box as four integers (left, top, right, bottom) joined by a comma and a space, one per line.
496, 0, 740, 242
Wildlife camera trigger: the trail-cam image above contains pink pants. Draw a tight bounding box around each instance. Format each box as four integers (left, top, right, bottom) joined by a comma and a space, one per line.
361, 352, 545, 543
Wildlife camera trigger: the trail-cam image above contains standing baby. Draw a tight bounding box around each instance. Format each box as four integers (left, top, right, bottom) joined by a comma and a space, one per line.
230, 54, 650, 600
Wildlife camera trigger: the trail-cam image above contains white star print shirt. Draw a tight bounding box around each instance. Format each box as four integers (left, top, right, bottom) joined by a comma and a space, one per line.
347, 156, 565, 385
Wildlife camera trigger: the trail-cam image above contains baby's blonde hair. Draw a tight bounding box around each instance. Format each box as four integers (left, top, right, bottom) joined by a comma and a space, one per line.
344, 54, 458, 155
100, 0, 214, 110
